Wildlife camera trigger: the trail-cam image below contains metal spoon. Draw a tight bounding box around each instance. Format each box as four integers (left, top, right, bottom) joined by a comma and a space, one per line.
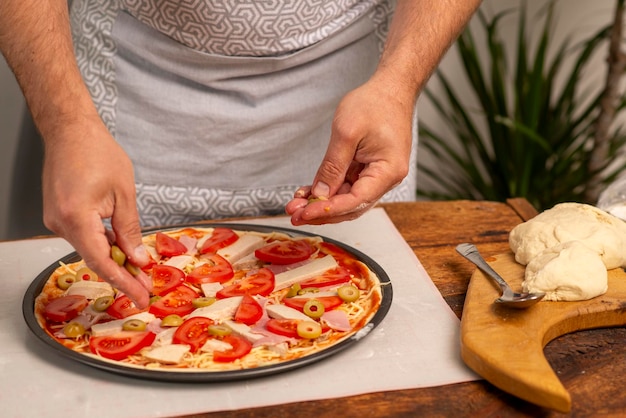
456, 243, 545, 309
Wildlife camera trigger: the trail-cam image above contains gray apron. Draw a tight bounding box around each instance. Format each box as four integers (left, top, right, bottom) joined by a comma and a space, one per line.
70, 0, 416, 227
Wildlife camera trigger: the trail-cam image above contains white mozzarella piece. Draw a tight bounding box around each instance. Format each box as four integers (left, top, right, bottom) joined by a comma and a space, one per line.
200, 282, 223, 298
65, 281, 114, 299
200, 339, 233, 352
91, 312, 156, 337
163, 254, 193, 270
145, 245, 159, 263
187, 296, 243, 321
217, 234, 266, 264
144, 344, 191, 364
265, 304, 311, 321
223, 320, 265, 343
273, 256, 338, 291
153, 327, 176, 346
232, 253, 261, 271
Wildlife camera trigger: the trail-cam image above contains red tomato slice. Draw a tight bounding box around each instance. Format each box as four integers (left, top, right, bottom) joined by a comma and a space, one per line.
200, 228, 239, 254
234, 294, 263, 325
216, 268, 275, 299
106, 295, 146, 319
212, 335, 252, 362
319, 242, 369, 279
44, 295, 88, 322
173, 316, 214, 353
266, 318, 300, 338
299, 266, 351, 289
89, 331, 156, 361
283, 296, 344, 312
186, 254, 234, 285
151, 264, 186, 296
254, 239, 314, 264
155, 231, 188, 257
149, 285, 199, 318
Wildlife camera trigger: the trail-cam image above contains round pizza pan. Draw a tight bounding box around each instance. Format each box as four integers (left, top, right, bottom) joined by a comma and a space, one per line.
22, 223, 393, 383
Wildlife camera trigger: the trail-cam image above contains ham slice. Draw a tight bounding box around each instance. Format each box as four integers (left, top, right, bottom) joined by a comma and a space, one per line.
322, 310, 351, 332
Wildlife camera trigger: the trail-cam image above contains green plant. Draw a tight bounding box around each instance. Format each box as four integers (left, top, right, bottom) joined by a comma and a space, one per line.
417, 0, 626, 211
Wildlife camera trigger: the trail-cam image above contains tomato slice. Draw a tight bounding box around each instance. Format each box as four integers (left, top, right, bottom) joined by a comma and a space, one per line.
319, 242, 369, 279
186, 254, 234, 285
44, 295, 88, 322
212, 335, 252, 362
173, 316, 214, 353
89, 331, 156, 361
151, 264, 186, 296
149, 285, 199, 318
106, 295, 146, 319
283, 296, 344, 312
234, 294, 263, 325
299, 266, 351, 289
155, 231, 188, 257
216, 268, 275, 299
266, 318, 300, 338
254, 239, 314, 264
200, 228, 239, 254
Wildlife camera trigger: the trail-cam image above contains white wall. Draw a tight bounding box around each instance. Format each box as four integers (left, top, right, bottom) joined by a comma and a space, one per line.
417, 0, 618, 194
0, 0, 619, 239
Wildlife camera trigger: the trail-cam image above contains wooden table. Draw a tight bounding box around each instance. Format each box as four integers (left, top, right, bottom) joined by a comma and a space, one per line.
186, 200, 626, 417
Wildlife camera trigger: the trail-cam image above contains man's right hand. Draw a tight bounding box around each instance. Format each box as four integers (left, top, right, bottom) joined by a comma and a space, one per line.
42, 116, 152, 308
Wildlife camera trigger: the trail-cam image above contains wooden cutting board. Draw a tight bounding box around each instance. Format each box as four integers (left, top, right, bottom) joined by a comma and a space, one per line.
460, 252, 626, 413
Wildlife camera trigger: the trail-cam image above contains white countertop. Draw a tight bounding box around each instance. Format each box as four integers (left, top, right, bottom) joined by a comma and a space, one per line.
0, 208, 478, 418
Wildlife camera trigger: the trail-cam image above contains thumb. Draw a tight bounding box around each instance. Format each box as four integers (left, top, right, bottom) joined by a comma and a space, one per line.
311, 135, 358, 199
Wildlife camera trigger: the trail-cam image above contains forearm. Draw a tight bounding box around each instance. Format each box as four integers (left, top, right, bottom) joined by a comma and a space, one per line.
373, 0, 482, 104
0, 0, 99, 142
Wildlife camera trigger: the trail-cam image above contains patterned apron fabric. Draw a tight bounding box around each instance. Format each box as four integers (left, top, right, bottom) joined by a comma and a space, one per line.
70, 0, 416, 228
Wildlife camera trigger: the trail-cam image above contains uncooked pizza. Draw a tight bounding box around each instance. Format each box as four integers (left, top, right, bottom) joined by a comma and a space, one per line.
31, 225, 388, 375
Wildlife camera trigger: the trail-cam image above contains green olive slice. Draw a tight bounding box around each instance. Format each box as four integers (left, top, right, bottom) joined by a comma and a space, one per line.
149, 295, 162, 305
286, 283, 301, 298
63, 322, 86, 338
337, 285, 361, 303
208, 324, 232, 337
92, 295, 114, 312
297, 321, 322, 339
110, 245, 127, 267
192, 297, 216, 308
161, 314, 184, 327
56, 273, 77, 290
303, 299, 325, 319
297, 287, 319, 295
122, 319, 147, 331
75, 267, 98, 282
124, 260, 141, 276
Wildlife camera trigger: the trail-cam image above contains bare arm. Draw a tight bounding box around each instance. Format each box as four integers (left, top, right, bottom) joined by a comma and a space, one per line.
287, 0, 482, 224
0, 1, 152, 306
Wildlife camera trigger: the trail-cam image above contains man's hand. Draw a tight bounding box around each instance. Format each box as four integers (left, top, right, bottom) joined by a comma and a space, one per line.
287, 0, 481, 226
42, 117, 152, 307
286, 78, 413, 225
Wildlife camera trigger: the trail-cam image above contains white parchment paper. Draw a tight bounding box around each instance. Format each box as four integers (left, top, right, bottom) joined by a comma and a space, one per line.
0, 208, 478, 418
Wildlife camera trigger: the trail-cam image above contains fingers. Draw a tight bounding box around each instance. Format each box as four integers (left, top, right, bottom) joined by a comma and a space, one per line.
308, 116, 360, 201
51, 212, 152, 309
289, 179, 377, 226
110, 184, 150, 268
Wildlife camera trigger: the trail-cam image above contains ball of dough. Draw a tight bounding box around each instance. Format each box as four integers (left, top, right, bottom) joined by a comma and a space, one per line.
509, 202, 626, 269
523, 241, 608, 301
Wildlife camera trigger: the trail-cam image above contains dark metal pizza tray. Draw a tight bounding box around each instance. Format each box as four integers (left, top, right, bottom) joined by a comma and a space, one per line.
22, 223, 393, 382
